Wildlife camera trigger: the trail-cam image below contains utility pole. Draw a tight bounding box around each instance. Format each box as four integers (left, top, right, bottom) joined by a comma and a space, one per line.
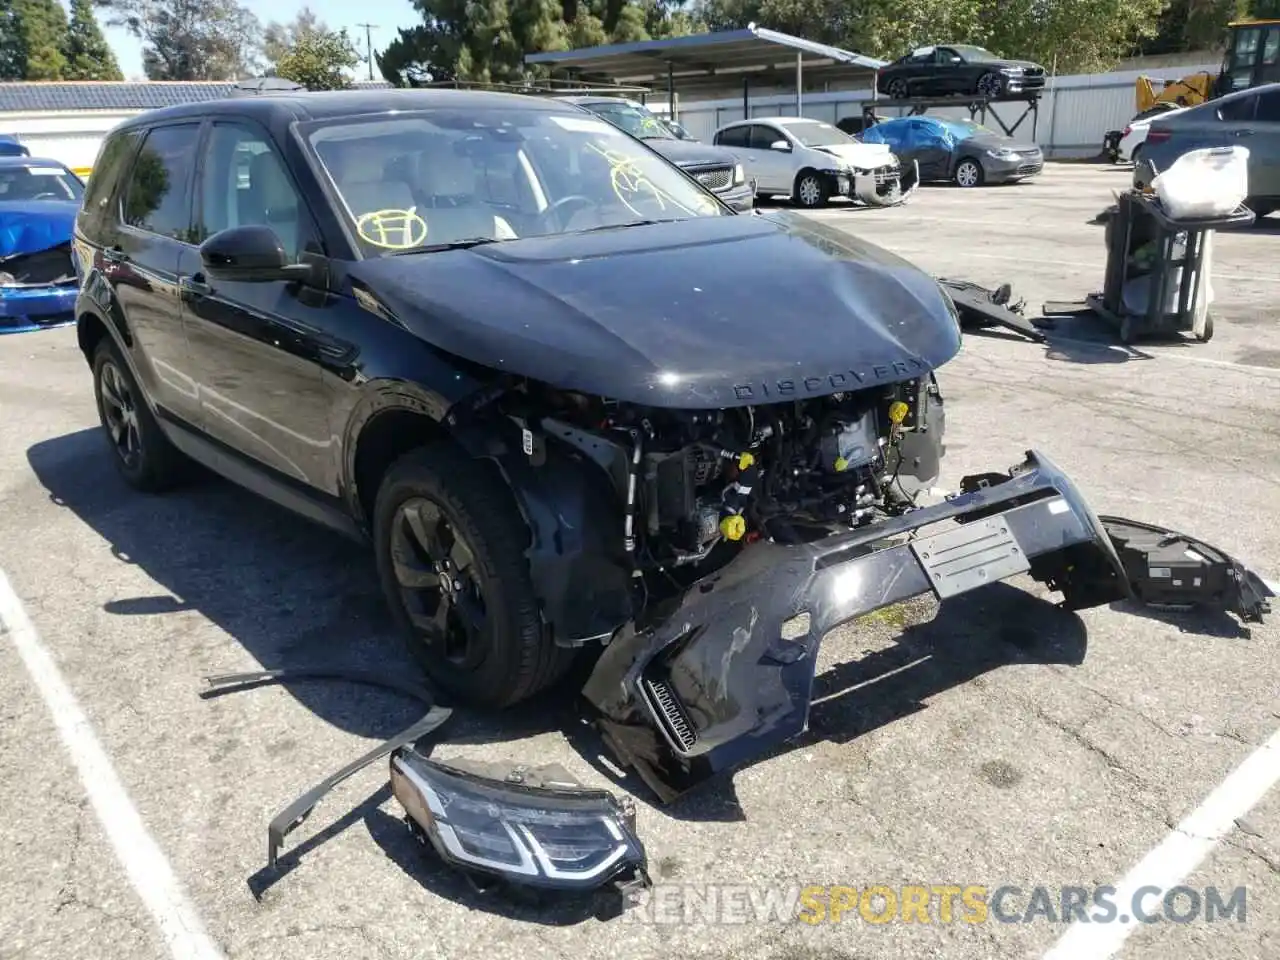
356, 23, 378, 81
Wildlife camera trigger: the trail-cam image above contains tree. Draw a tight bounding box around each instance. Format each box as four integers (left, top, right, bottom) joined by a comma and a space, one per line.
378, 0, 702, 86
0, 0, 25, 80
96, 0, 264, 80
263, 6, 324, 70
274, 27, 360, 89
62, 0, 123, 80
9, 0, 69, 79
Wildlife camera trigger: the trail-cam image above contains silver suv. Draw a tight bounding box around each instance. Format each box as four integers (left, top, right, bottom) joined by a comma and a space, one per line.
712, 117, 915, 208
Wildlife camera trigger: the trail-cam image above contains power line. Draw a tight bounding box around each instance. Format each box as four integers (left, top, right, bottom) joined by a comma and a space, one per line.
356, 23, 379, 82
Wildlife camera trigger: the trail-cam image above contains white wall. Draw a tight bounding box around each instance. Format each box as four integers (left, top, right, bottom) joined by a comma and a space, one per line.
672, 62, 1221, 157
0, 110, 138, 175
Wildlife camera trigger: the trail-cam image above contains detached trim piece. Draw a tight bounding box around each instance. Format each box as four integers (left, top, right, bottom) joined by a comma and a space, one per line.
201, 668, 452, 869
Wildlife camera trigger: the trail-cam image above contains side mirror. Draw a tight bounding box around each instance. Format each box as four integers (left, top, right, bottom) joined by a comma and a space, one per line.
769, 139, 791, 152
199, 224, 310, 283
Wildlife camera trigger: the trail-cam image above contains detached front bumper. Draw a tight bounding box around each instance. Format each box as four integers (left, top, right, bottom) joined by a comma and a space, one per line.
582, 450, 1272, 802
851, 160, 919, 206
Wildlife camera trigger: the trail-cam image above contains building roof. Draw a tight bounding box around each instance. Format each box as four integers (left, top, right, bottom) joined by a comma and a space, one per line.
525, 24, 887, 91
0, 79, 394, 113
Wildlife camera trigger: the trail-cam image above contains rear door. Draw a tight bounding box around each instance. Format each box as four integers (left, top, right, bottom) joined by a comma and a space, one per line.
109, 121, 205, 427
908, 120, 954, 179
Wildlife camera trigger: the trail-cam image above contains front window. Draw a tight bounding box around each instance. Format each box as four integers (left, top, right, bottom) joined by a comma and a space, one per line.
300, 106, 726, 258
0, 163, 84, 202
949, 45, 1001, 62
580, 100, 675, 140
778, 120, 853, 148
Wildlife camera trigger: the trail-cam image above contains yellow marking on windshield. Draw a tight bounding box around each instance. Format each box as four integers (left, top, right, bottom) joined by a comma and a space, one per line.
355, 208, 429, 250
584, 141, 708, 219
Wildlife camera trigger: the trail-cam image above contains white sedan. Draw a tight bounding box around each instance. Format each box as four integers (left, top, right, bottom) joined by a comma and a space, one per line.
711, 116, 916, 208
1118, 104, 1190, 164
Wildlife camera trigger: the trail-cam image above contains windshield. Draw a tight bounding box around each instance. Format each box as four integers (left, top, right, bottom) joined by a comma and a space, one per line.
937, 118, 995, 140
780, 120, 854, 148
580, 100, 675, 140
0, 163, 84, 202
302, 106, 726, 258
950, 45, 1000, 62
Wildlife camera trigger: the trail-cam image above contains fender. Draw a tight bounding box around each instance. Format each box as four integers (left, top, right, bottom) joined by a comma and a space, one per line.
452, 413, 634, 647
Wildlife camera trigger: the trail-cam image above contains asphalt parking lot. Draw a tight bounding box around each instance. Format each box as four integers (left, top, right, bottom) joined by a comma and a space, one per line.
2, 162, 1279, 960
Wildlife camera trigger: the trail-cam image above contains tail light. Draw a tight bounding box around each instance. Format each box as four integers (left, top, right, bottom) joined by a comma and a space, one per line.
1146, 128, 1172, 144
1121, 125, 1132, 137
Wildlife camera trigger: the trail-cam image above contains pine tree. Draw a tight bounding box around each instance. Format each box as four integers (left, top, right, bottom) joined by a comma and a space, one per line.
11, 0, 69, 79
0, 0, 27, 80
62, 0, 124, 80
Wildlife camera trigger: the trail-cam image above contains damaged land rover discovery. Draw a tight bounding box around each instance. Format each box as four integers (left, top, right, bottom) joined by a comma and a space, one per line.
73, 90, 1273, 804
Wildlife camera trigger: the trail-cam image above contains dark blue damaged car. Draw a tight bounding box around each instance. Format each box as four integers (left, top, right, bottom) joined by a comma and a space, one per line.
0, 156, 84, 334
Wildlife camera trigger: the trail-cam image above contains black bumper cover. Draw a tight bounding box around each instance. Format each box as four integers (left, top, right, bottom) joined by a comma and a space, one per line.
582, 450, 1273, 802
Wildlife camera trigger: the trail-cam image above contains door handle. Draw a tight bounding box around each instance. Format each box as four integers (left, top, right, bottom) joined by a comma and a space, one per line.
180, 274, 211, 296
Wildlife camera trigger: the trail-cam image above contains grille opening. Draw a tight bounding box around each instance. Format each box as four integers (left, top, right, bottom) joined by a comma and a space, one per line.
642, 676, 698, 753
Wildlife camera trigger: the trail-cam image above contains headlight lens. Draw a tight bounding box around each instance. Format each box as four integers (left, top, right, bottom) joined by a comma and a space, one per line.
733, 162, 745, 185
1000, 66, 1024, 75
391, 749, 648, 891
987, 148, 1019, 160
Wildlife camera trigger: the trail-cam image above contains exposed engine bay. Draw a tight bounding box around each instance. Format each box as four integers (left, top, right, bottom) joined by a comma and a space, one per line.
504, 374, 944, 586
0, 241, 77, 286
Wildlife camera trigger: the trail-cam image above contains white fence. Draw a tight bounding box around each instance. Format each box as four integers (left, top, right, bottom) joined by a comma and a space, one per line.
1, 111, 132, 175
669, 62, 1220, 157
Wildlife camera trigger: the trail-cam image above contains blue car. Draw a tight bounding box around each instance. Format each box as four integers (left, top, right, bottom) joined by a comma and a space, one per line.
861, 116, 1043, 187
0, 134, 31, 157
0, 156, 84, 333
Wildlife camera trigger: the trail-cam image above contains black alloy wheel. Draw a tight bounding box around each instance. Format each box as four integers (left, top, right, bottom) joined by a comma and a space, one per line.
887, 78, 909, 99
388, 496, 489, 671
91, 337, 187, 492
976, 72, 1004, 98
99, 359, 141, 472
372, 443, 576, 707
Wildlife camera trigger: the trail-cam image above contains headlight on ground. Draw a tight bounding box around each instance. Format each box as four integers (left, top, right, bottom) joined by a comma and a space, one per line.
733, 163, 745, 185
390, 748, 649, 893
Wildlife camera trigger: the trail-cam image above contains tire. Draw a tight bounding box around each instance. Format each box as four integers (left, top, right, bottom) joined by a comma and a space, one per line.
954, 158, 984, 188
793, 170, 829, 208
91, 337, 188, 492
1196, 314, 1214, 342
372, 442, 575, 708
886, 78, 909, 100
976, 72, 1004, 99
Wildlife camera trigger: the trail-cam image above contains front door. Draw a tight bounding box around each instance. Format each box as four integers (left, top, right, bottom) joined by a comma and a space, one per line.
179, 118, 346, 494
108, 121, 204, 427
1248, 86, 1280, 199
746, 124, 796, 193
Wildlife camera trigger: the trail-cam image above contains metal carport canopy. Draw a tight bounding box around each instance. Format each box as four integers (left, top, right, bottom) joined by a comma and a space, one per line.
524, 24, 886, 109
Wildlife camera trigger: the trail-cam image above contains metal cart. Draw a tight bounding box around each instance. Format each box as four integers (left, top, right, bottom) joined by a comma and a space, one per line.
1086, 190, 1254, 343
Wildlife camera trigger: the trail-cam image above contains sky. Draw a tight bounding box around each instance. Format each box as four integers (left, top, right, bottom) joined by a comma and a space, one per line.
94, 0, 422, 81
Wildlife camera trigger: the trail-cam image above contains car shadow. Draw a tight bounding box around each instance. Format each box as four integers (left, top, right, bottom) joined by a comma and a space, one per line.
27, 426, 434, 741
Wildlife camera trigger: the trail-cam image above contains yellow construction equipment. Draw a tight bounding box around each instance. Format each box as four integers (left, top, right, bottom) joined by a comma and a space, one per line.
1133, 72, 1215, 114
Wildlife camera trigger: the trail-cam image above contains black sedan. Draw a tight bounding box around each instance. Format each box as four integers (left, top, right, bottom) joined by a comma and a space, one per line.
876, 44, 1047, 101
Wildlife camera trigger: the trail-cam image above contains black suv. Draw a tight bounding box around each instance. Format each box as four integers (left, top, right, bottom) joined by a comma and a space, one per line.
70, 88, 1269, 804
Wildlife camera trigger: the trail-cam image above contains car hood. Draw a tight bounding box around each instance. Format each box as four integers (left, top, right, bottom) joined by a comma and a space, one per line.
640, 137, 738, 168
0, 200, 77, 260
347, 212, 962, 409
963, 132, 1040, 153
810, 141, 898, 169
995, 59, 1042, 71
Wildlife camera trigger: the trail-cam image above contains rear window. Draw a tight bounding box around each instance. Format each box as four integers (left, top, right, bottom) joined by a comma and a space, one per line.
81, 129, 142, 228
1217, 95, 1256, 122
0, 163, 84, 202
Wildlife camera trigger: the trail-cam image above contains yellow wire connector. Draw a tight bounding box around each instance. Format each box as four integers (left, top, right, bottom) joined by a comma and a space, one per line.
888, 401, 910, 425
833, 457, 849, 472
720, 514, 746, 541
737, 452, 755, 471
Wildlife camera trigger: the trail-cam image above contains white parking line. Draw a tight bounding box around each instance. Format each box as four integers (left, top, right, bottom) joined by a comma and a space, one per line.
1041, 725, 1280, 960
0, 569, 224, 960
